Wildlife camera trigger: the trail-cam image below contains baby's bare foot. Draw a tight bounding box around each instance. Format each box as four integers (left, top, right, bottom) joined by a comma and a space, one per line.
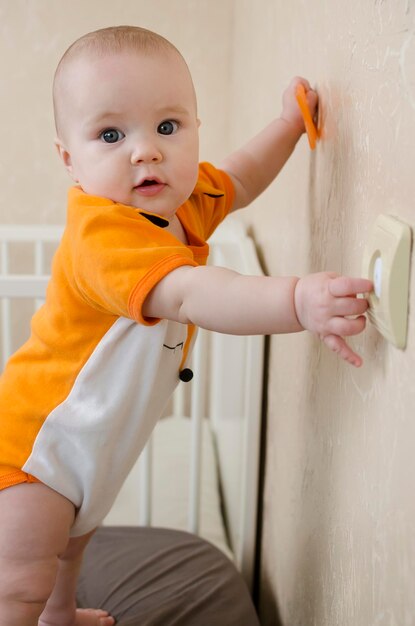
39, 607, 115, 625
75, 608, 115, 625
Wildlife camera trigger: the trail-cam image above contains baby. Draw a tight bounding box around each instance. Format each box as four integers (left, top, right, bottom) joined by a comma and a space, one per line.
0, 25, 372, 626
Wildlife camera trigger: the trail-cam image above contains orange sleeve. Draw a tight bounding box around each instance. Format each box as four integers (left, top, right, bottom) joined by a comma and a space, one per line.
68, 203, 196, 323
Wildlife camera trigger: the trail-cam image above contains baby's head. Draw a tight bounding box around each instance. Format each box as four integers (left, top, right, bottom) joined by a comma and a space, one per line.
53, 26, 200, 218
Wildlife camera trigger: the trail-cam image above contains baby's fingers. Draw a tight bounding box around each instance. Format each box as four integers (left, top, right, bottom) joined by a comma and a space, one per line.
325, 314, 367, 338
329, 276, 373, 297
334, 296, 369, 317
323, 334, 363, 368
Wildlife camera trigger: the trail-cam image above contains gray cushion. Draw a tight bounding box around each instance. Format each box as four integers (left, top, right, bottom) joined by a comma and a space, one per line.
77, 526, 260, 626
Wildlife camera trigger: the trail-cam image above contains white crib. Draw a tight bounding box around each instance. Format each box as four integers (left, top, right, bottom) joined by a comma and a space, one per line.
0, 215, 264, 591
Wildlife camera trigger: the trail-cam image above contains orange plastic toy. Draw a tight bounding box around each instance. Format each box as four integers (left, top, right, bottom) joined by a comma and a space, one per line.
295, 83, 318, 150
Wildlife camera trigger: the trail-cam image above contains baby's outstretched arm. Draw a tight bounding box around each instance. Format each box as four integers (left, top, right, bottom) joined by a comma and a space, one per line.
142, 266, 373, 367
220, 76, 318, 210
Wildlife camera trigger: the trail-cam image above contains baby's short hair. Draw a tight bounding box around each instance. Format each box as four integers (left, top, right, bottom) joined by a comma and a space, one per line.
57, 25, 179, 61
53, 25, 183, 136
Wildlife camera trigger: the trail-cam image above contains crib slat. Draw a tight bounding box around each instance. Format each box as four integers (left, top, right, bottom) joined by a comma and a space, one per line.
1, 299, 11, 369
138, 437, 153, 526
34, 240, 45, 310
0, 275, 50, 298
0, 225, 63, 242
0, 241, 11, 368
173, 379, 185, 417
236, 333, 264, 588
188, 329, 207, 534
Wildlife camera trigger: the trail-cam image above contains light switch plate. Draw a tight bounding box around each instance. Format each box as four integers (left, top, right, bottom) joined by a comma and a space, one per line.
362, 214, 412, 349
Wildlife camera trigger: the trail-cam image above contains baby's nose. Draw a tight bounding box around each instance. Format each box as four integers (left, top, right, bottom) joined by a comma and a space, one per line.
131, 140, 162, 164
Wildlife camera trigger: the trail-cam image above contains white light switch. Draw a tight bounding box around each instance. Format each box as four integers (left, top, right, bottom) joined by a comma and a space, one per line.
362, 214, 412, 349
373, 256, 383, 298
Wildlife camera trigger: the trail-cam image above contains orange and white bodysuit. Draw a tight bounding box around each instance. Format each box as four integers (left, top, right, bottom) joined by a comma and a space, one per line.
0, 162, 234, 537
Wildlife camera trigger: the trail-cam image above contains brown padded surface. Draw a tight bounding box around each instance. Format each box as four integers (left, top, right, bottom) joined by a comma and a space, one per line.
77, 526, 260, 626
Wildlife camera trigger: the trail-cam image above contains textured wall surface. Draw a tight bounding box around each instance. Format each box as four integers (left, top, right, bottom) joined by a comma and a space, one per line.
229, 1, 415, 624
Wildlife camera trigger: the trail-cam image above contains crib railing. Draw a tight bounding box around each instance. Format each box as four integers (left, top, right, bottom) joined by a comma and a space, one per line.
0, 226, 63, 368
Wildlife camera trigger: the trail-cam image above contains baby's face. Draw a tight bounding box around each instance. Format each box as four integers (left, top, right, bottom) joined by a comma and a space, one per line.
55, 50, 200, 219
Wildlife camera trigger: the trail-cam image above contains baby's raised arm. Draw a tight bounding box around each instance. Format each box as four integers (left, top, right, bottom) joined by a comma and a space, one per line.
220, 77, 317, 211
142, 265, 373, 367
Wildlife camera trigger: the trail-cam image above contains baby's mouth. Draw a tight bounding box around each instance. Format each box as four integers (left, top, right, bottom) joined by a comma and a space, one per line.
134, 179, 166, 196
138, 179, 158, 187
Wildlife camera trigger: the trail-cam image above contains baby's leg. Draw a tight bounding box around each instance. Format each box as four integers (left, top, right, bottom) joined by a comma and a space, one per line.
0, 483, 114, 626
0, 482, 74, 626
39, 531, 114, 626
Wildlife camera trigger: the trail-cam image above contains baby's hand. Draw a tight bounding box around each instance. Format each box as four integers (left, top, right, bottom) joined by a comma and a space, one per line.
281, 77, 318, 135
294, 272, 373, 367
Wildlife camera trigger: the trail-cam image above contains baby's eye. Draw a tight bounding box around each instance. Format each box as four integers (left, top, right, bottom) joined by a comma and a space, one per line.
157, 120, 179, 136
100, 128, 125, 143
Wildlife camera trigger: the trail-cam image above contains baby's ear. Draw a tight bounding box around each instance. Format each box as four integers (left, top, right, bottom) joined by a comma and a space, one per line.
197, 118, 201, 128
54, 138, 78, 182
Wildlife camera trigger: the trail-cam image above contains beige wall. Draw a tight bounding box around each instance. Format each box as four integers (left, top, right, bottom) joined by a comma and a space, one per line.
3, 1, 415, 624
229, 1, 415, 624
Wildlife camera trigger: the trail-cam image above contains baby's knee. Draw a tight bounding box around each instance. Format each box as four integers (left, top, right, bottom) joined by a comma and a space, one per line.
0, 555, 58, 622
1, 555, 58, 604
